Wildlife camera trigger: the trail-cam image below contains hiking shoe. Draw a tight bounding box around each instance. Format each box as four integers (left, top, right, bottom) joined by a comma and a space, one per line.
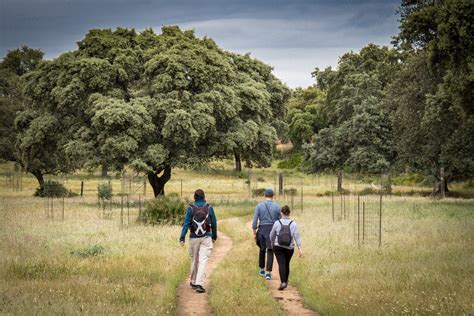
190, 282, 198, 289
195, 285, 206, 293
278, 282, 287, 291
265, 273, 271, 280
258, 270, 265, 277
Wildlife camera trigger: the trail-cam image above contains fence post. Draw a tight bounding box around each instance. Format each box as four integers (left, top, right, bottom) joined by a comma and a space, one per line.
440, 167, 446, 198
143, 180, 146, 198
80, 181, 84, 196
121, 194, 124, 230
362, 201, 366, 243
337, 172, 343, 192
138, 194, 142, 219
379, 193, 382, 247
357, 194, 360, 247
180, 179, 183, 197
332, 192, 334, 222
62, 195, 65, 221
300, 181, 303, 213
127, 194, 130, 226
278, 173, 283, 196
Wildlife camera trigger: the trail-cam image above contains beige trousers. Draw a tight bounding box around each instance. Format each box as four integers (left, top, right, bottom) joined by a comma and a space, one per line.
189, 236, 213, 286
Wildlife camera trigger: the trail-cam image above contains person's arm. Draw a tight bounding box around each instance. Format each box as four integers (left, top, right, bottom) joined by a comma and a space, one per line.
292, 222, 303, 256
270, 221, 278, 246
179, 207, 192, 243
210, 206, 217, 241
252, 205, 259, 238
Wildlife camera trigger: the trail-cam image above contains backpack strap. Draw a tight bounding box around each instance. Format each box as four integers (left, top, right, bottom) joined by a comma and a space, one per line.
264, 202, 274, 221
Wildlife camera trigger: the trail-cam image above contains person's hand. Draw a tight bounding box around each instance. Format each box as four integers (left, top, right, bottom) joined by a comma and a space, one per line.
179, 240, 185, 247
297, 248, 303, 257
253, 231, 257, 240
212, 238, 216, 244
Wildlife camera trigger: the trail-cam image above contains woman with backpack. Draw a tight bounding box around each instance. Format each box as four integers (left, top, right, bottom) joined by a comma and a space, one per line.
270, 205, 303, 291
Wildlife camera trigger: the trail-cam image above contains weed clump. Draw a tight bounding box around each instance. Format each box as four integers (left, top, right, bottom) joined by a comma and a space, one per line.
71, 244, 105, 257
34, 180, 77, 197
139, 193, 188, 225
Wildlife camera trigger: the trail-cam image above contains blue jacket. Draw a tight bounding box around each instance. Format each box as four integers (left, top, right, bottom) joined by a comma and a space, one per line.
179, 199, 217, 242
252, 200, 281, 229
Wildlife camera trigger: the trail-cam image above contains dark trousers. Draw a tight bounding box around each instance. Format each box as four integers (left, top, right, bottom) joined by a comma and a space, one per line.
273, 246, 294, 283
257, 225, 274, 272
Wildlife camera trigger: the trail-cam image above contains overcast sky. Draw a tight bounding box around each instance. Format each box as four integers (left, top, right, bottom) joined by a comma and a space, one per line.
0, 0, 400, 88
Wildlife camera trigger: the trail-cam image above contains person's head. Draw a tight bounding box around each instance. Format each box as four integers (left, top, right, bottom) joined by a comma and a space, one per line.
264, 188, 274, 199
194, 189, 205, 201
281, 205, 291, 216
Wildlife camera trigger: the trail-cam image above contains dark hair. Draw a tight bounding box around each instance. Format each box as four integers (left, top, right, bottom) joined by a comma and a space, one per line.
281, 205, 290, 215
194, 189, 205, 200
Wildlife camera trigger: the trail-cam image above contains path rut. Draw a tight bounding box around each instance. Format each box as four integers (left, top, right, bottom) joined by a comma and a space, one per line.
176, 232, 233, 316
247, 221, 318, 316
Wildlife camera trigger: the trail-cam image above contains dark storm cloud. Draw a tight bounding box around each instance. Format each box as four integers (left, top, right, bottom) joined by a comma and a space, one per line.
0, 0, 400, 88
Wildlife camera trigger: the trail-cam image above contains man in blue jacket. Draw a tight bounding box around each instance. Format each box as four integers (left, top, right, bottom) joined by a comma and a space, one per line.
252, 188, 281, 280
180, 189, 217, 293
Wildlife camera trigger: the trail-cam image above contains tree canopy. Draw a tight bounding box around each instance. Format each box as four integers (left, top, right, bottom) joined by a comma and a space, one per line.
15, 26, 289, 195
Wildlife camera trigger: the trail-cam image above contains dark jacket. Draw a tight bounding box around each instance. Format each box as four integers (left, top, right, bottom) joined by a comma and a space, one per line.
179, 199, 217, 242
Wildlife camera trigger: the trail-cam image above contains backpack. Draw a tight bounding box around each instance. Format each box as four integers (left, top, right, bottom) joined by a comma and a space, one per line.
277, 219, 293, 247
190, 204, 211, 236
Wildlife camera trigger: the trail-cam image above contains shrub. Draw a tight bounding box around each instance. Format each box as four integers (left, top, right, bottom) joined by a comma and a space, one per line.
257, 177, 265, 182
284, 188, 298, 196
34, 180, 77, 197
139, 193, 188, 225
97, 182, 113, 200
277, 153, 302, 169
71, 244, 105, 258
252, 188, 266, 197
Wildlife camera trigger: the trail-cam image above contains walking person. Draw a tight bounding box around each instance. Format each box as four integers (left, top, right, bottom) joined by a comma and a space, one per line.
270, 205, 303, 290
179, 189, 217, 293
252, 188, 281, 280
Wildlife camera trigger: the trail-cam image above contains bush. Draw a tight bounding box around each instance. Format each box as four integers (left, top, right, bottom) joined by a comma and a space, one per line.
252, 188, 266, 197
277, 153, 302, 169
71, 244, 105, 257
284, 188, 298, 196
257, 177, 265, 182
97, 182, 113, 200
139, 193, 188, 225
34, 180, 77, 198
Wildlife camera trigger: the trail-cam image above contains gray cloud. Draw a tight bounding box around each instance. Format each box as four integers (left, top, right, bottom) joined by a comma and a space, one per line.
0, 0, 400, 88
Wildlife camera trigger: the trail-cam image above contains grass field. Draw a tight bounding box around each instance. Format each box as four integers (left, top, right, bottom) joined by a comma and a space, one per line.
1, 161, 473, 315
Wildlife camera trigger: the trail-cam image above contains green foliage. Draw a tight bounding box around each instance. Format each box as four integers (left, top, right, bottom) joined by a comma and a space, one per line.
251, 188, 266, 197
34, 180, 77, 198
139, 193, 187, 225
71, 244, 105, 258
305, 45, 399, 174
284, 188, 298, 196
97, 182, 113, 200
277, 153, 302, 169
392, 173, 426, 186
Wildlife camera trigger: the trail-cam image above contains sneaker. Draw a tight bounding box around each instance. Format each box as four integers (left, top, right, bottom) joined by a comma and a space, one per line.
265, 273, 271, 280
195, 285, 206, 293
278, 282, 287, 291
258, 270, 265, 277
190, 282, 198, 289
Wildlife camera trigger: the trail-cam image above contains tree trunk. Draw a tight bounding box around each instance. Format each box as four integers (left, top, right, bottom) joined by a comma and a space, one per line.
337, 172, 343, 192
32, 169, 44, 189
147, 165, 172, 197
234, 152, 242, 172
101, 165, 108, 178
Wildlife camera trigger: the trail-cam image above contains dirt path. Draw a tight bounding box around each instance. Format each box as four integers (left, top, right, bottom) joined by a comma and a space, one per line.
176, 232, 233, 316
247, 221, 318, 316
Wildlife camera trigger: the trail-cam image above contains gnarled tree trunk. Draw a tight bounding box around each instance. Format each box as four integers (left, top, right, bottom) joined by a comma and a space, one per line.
147, 165, 172, 197
234, 152, 242, 172
101, 165, 108, 178
32, 169, 44, 189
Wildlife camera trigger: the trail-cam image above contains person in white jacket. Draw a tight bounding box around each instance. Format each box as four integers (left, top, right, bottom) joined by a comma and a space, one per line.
270, 205, 303, 290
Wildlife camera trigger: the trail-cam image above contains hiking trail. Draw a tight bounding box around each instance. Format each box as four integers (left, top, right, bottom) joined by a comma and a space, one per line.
247, 220, 319, 316
176, 232, 233, 316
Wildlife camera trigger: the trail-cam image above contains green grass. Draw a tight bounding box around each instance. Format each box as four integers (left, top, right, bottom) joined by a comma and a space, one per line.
0, 194, 189, 314
289, 197, 474, 315
209, 217, 284, 316
1, 161, 473, 314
